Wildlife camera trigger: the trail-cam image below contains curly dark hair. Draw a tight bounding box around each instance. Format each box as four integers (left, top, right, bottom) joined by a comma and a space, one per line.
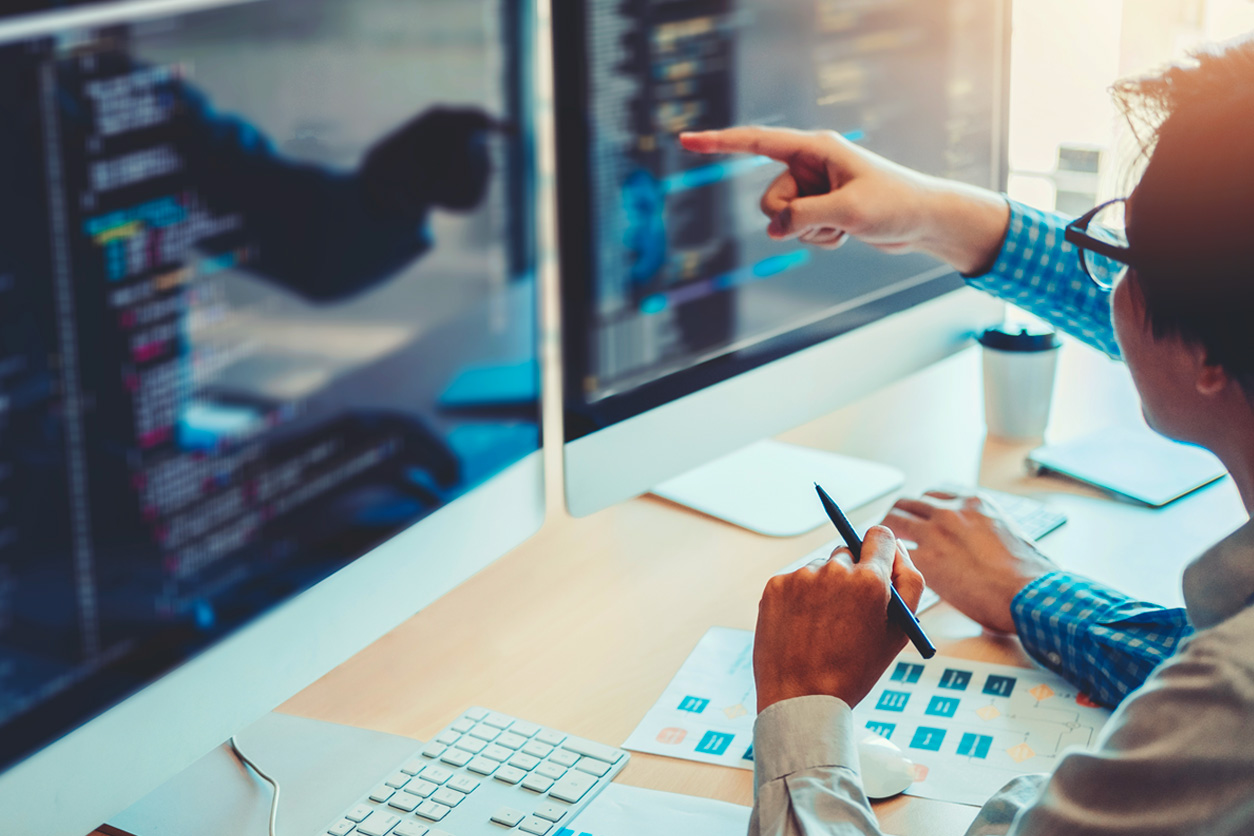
1114, 37, 1254, 391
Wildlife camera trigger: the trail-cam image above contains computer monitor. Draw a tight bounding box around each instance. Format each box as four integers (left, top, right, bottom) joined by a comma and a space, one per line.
555, 0, 1008, 525
0, 2, 541, 834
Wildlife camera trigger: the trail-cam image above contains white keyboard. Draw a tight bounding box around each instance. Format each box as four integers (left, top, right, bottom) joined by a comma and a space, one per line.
979, 489, 1067, 541
319, 708, 628, 836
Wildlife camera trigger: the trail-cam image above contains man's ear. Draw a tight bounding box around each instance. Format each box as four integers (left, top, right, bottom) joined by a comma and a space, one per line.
1195, 348, 1231, 397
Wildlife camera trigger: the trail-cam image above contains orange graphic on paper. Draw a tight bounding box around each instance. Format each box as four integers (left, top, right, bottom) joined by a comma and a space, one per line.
909, 763, 929, 782
1007, 743, 1036, 763
976, 705, 1001, 721
656, 727, 688, 745
1075, 692, 1102, 708
1029, 684, 1055, 701
723, 703, 749, 720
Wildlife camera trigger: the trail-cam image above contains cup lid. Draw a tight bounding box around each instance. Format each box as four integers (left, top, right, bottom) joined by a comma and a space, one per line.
977, 323, 1060, 352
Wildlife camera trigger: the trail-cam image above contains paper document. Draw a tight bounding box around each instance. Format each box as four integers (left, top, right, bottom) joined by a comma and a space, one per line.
568, 782, 750, 836
624, 628, 1112, 806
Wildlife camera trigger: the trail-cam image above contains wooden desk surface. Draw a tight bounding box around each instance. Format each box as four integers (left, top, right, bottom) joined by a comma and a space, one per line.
268, 342, 1244, 836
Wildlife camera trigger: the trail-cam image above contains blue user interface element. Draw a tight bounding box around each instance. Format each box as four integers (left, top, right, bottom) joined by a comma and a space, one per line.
876, 690, 911, 712
678, 696, 710, 713
891, 662, 924, 684
938, 669, 973, 691
865, 721, 897, 739
910, 727, 947, 752
925, 696, 960, 718
984, 675, 1017, 698
957, 732, 994, 759
695, 731, 735, 757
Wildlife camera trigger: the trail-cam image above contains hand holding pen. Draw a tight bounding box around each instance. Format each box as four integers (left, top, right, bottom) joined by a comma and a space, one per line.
753, 489, 929, 713
816, 483, 936, 659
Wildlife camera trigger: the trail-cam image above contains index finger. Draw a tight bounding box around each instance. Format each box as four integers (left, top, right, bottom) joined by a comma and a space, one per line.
679, 126, 821, 162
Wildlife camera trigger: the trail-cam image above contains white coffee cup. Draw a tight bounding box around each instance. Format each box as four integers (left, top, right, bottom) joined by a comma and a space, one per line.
978, 324, 1061, 441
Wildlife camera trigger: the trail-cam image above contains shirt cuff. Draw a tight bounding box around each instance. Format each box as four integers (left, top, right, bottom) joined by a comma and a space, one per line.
752, 695, 858, 787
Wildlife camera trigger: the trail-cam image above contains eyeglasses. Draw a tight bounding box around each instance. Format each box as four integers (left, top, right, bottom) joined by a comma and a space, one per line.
1064, 197, 1141, 289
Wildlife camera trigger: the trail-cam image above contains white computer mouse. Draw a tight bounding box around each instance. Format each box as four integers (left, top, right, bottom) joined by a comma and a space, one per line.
856, 732, 915, 799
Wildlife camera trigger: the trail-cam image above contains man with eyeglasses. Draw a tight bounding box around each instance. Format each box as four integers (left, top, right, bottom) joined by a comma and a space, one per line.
680, 36, 1254, 836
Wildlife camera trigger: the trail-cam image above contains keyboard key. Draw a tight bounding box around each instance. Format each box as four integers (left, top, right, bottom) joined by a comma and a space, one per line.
490, 808, 526, 827
388, 794, 420, 813
431, 788, 464, 808
416, 800, 451, 822
403, 779, 438, 798
520, 816, 552, 836
346, 805, 373, 823
467, 756, 498, 775
510, 721, 541, 738
496, 732, 528, 750
575, 758, 611, 778
465, 707, 488, 721
384, 771, 410, 789
534, 762, 567, 781
521, 774, 554, 794
401, 759, 426, 776
482, 744, 513, 762
421, 743, 446, 760
548, 750, 580, 768
451, 718, 475, 734
455, 736, 487, 754
327, 820, 356, 836
484, 712, 514, 729
356, 811, 402, 836
509, 753, 540, 771
469, 723, 500, 742
549, 771, 597, 803
368, 785, 395, 803
434, 730, 460, 746
521, 741, 553, 759
392, 823, 429, 836
439, 749, 473, 768
448, 774, 480, 794
493, 765, 526, 784
533, 802, 566, 823
534, 730, 566, 748
560, 737, 622, 764
420, 766, 452, 785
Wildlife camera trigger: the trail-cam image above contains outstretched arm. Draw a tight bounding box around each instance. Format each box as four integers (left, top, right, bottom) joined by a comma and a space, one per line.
680, 127, 1119, 357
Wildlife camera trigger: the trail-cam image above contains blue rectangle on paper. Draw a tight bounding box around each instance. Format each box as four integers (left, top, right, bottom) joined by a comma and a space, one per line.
865, 721, 897, 740
678, 696, 710, 713
909, 726, 947, 752
891, 662, 924, 684
695, 730, 735, 757
939, 669, 972, 691
984, 675, 1017, 698
875, 690, 911, 712
926, 696, 960, 718
957, 732, 993, 759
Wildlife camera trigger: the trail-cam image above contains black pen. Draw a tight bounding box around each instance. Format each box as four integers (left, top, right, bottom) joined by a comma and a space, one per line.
814, 483, 936, 659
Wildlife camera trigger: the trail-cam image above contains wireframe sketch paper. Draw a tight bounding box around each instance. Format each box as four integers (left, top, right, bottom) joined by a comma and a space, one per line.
623, 627, 1112, 806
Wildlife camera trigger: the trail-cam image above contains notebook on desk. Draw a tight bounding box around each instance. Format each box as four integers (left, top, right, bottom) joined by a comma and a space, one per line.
1027, 425, 1228, 507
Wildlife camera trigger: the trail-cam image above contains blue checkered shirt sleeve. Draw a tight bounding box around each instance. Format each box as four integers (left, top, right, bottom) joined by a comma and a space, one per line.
966, 200, 1122, 359
1011, 571, 1193, 707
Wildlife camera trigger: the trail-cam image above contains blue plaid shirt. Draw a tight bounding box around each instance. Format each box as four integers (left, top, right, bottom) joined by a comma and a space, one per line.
968, 200, 1193, 707
967, 200, 1121, 358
